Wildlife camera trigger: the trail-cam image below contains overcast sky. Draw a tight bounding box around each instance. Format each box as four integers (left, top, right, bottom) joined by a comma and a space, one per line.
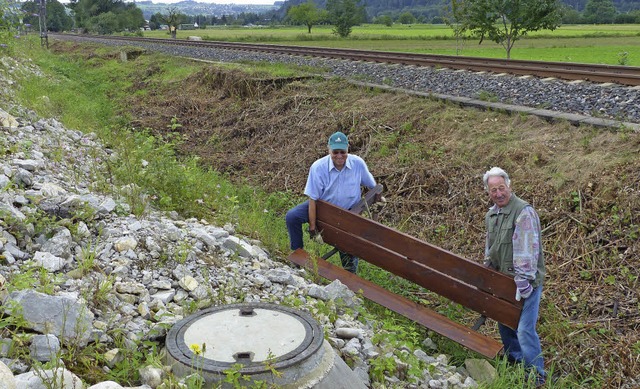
56, 0, 279, 5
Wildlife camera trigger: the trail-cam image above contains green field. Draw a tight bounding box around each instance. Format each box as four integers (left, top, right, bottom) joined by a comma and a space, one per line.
143, 24, 640, 65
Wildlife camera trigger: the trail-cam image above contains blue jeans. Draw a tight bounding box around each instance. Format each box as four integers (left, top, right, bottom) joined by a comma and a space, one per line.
499, 285, 545, 382
285, 201, 358, 273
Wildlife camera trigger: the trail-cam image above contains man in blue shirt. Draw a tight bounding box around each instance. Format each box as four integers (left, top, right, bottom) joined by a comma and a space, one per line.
285, 131, 376, 273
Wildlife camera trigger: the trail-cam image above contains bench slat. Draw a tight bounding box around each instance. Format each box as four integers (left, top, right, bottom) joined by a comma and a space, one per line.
317, 223, 521, 329
317, 201, 519, 304
288, 249, 504, 358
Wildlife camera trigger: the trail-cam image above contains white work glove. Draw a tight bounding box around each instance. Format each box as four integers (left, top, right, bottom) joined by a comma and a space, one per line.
308, 228, 324, 244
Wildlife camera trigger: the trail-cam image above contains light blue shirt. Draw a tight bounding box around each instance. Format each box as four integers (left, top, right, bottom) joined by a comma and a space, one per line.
304, 154, 376, 210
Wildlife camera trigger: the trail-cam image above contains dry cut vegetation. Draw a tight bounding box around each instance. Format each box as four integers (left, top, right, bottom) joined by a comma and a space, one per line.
53, 42, 640, 387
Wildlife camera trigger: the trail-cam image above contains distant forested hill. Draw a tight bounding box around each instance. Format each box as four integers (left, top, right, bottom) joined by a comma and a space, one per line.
277, 0, 639, 20
564, 0, 639, 11
140, 0, 639, 23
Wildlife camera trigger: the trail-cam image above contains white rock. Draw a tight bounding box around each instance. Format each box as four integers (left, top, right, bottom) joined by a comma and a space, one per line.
139, 365, 164, 388
335, 327, 361, 339
33, 251, 66, 272
178, 275, 199, 292
87, 381, 124, 389
0, 359, 16, 389
114, 237, 138, 252
0, 109, 18, 128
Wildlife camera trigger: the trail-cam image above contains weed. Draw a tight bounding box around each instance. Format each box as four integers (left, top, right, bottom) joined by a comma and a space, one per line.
78, 240, 99, 275
0, 299, 28, 338
397, 142, 423, 166
261, 349, 283, 386
6, 263, 63, 294
569, 190, 582, 212
167, 115, 183, 131
604, 274, 616, 285
310, 299, 338, 324
92, 275, 115, 308
369, 354, 397, 382
36, 267, 62, 295
477, 90, 498, 102
617, 51, 629, 65
281, 294, 305, 309
101, 330, 162, 385
174, 240, 194, 265
223, 363, 252, 387
0, 208, 56, 242
185, 343, 206, 388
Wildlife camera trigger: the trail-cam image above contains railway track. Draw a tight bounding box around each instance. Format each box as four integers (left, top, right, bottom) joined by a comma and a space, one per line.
51, 33, 640, 86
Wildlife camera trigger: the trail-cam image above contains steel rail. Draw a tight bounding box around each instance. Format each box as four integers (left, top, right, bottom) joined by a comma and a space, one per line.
51, 34, 640, 86
288, 248, 504, 358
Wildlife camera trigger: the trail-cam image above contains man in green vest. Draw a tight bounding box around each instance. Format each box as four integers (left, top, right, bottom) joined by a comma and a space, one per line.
483, 167, 546, 387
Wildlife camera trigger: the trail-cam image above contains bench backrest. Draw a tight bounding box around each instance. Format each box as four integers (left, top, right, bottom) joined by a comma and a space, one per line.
315, 199, 522, 329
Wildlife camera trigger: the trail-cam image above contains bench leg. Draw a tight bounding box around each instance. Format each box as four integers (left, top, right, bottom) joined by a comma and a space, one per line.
472, 315, 487, 331
323, 248, 358, 274
321, 248, 338, 260
339, 252, 358, 274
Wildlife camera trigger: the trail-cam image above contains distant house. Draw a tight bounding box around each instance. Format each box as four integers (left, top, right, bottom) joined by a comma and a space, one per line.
179, 24, 196, 30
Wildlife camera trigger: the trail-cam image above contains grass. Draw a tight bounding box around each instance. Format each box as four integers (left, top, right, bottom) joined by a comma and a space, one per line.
142, 23, 640, 65
145, 23, 640, 40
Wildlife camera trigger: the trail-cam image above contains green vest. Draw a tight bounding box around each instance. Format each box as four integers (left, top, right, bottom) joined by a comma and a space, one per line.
485, 194, 545, 287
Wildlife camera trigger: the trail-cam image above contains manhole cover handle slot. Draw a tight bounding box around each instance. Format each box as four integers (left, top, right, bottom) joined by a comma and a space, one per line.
239, 307, 255, 316
233, 351, 254, 363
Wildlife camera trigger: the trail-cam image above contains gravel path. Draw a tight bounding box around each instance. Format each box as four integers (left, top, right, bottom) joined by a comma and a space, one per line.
59, 36, 640, 126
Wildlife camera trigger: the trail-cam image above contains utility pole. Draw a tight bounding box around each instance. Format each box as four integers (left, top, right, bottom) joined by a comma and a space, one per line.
39, 0, 48, 48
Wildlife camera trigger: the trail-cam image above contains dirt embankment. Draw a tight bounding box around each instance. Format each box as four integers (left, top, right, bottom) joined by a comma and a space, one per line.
119, 59, 640, 385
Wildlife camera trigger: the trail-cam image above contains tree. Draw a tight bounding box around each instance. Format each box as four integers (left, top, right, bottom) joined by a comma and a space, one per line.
444, 0, 471, 55
89, 11, 118, 34
1, 0, 16, 46
67, 0, 144, 34
22, 0, 73, 32
287, 1, 326, 33
47, 0, 73, 32
326, 0, 364, 38
160, 7, 185, 38
560, 5, 583, 24
1, 0, 20, 31
118, 3, 144, 32
374, 14, 393, 26
397, 11, 416, 24
149, 12, 163, 30
614, 11, 637, 23
457, 0, 562, 59
583, 0, 617, 23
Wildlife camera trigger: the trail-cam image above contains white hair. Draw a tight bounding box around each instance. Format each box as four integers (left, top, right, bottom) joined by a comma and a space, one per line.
483, 167, 511, 191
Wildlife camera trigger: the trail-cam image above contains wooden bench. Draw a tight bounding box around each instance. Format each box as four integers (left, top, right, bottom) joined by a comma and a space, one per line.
287, 195, 523, 358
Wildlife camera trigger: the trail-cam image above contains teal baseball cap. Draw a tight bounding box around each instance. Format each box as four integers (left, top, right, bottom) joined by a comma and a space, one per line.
328, 131, 348, 150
